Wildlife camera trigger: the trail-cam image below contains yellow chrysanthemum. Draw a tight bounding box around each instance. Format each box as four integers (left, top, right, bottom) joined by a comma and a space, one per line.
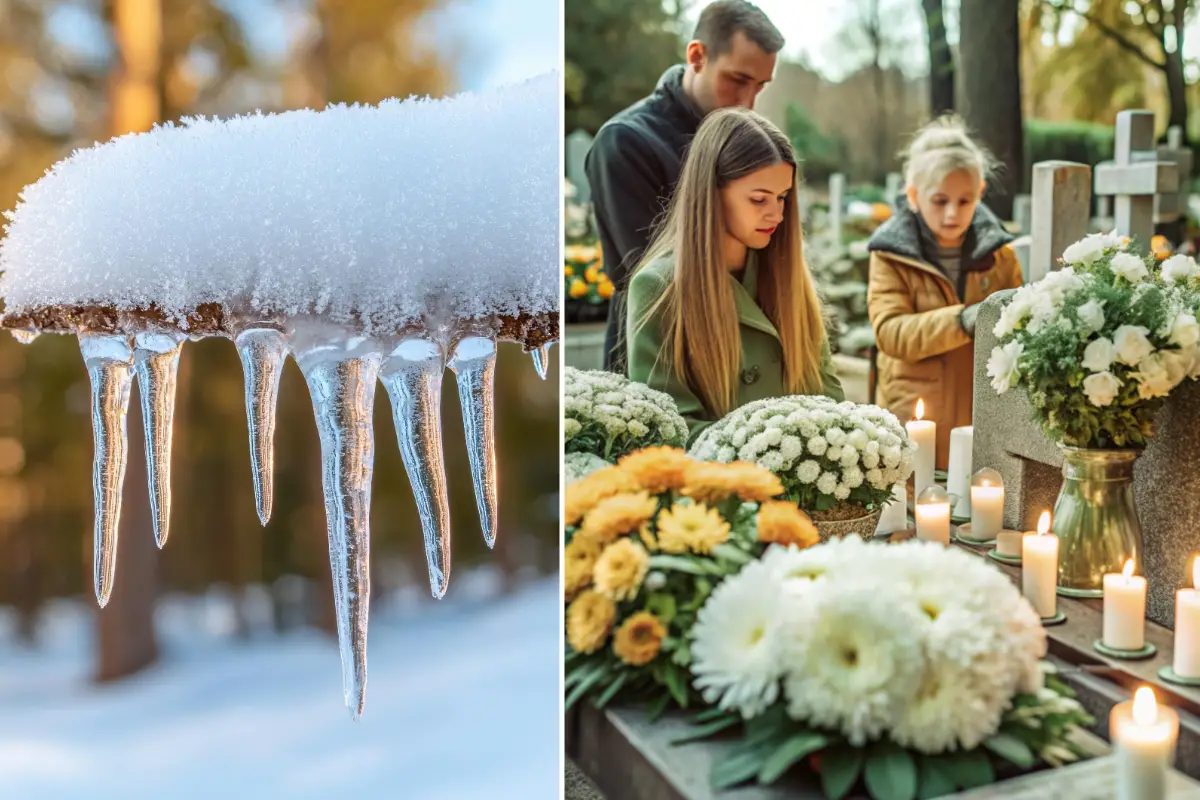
638, 522, 658, 551
1152, 234, 1171, 260
584, 264, 601, 283
593, 538, 650, 601
756, 500, 820, 548
724, 462, 786, 502
870, 202, 892, 223
656, 502, 730, 554
579, 490, 659, 546
681, 460, 784, 505
564, 264, 575, 276
564, 536, 601, 600
569, 279, 589, 298
566, 590, 617, 654
598, 278, 615, 299
565, 466, 638, 527
612, 611, 666, 666
618, 446, 694, 494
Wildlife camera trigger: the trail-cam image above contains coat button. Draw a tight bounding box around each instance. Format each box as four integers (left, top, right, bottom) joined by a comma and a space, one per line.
981, 277, 990, 292
741, 365, 760, 385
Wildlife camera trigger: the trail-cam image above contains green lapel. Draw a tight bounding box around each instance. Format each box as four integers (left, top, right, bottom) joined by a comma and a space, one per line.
731, 252, 781, 341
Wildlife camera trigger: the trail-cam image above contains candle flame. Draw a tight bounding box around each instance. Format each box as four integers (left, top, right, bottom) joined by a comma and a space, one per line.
1133, 686, 1158, 727
1037, 511, 1050, 536
915, 399, 925, 421
1123, 559, 1134, 579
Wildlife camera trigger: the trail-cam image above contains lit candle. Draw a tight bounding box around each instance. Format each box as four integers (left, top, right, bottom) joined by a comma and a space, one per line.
915, 485, 951, 546
1174, 557, 1200, 678
996, 531, 1023, 557
946, 426, 973, 517
1104, 559, 1147, 651
875, 482, 908, 535
969, 468, 1004, 540
1111, 686, 1179, 800
906, 399, 936, 498
1022, 511, 1058, 618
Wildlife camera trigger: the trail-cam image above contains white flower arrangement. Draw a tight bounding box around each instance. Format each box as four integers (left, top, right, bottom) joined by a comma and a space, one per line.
563, 367, 688, 460
688, 395, 914, 514
564, 452, 610, 484
690, 539, 1073, 755
988, 233, 1200, 448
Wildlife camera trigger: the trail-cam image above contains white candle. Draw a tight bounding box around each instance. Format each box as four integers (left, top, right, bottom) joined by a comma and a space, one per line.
1174, 557, 1200, 678
915, 490, 951, 546
1022, 511, 1058, 618
970, 483, 1004, 540
1104, 559, 1147, 651
946, 426, 973, 515
1111, 687, 1178, 800
996, 530, 1022, 557
906, 399, 936, 498
875, 482, 908, 535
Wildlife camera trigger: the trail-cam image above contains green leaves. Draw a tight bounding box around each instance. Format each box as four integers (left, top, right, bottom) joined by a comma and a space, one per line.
863, 743, 917, 800
940, 749, 996, 789
983, 732, 1036, 769
820, 746, 865, 800
759, 733, 829, 784
670, 713, 741, 745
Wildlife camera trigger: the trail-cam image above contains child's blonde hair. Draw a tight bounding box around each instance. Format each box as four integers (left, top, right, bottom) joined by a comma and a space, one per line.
902, 114, 997, 194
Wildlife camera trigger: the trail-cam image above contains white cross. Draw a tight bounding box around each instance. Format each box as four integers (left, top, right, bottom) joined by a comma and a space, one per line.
1094, 110, 1179, 254
1027, 161, 1091, 283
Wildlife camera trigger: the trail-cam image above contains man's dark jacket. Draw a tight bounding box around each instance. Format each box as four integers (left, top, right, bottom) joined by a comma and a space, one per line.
585, 65, 703, 373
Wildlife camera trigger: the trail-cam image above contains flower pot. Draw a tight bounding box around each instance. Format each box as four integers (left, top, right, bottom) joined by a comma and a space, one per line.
813, 508, 882, 542
1052, 446, 1144, 597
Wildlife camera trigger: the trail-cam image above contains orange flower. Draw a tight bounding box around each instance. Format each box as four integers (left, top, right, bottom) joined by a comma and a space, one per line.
598, 278, 615, 299
584, 264, 601, 283
617, 446, 693, 494
612, 611, 666, 666
756, 500, 820, 548
870, 202, 892, 222
565, 264, 574, 276
565, 465, 638, 526
579, 491, 659, 545
569, 279, 589, 298
1151, 235, 1171, 260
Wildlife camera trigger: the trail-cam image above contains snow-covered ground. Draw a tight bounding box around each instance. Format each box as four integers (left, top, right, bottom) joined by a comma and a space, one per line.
0, 572, 560, 799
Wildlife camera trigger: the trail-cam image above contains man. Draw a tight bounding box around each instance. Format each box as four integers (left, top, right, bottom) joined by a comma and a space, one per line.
585, 0, 784, 374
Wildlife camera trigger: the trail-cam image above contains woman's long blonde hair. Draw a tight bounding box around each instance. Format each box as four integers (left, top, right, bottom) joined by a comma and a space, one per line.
630, 107, 827, 419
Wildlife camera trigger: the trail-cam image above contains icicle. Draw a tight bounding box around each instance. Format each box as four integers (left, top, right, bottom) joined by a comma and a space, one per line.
79, 333, 135, 607
10, 330, 38, 344
133, 332, 184, 548
235, 328, 289, 526
293, 332, 381, 720
531, 341, 552, 380
380, 338, 452, 598
449, 336, 499, 548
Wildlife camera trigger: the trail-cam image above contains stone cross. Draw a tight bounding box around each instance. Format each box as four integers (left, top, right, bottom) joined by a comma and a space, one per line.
1027, 162, 1091, 284
1012, 193, 1033, 235
565, 129, 594, 204
1093, 110, 1179, 255
828, 172, 845, 248
1154, 124, 1193, 227
885, 171, 903, 208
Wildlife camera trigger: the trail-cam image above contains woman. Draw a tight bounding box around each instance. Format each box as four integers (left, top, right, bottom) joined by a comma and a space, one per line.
867, 115, 1022, 468
625, 107, 843, 444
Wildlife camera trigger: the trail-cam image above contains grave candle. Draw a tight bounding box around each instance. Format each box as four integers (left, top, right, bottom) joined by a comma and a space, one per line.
914, 485, 950, 546
875, 482, 908, 535
1174, 557, 1200, 678
1111, 686, 1178, 800
996, 530, 1023, 557
969, 468, 1004, 540
1104, 559, 1147, 651
1022, 511, 1057, 618
906, 399, 936, 498
946, 426, 973, 516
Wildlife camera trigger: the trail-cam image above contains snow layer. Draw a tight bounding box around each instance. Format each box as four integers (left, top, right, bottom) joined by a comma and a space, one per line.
0, 574, 559, 799
0, 71, 560, 333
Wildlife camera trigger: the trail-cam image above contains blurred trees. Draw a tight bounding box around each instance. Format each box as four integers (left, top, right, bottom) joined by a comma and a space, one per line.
921, 0, 955, 116
0, 0, 559, 679
564, 0, 687, 133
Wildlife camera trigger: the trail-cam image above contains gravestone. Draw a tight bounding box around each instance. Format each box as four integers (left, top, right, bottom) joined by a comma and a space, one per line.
974, 151, 1200, 629
1013, 193, 1033, 234
828, 173, 845, 248
566, 129, 594, 204
1094, 110, 1179, 255
1028, 161, 1091, 283
885, 171, 903, 208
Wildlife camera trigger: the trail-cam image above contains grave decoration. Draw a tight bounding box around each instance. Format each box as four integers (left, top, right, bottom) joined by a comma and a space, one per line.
680, 537, 1094, 799
688, 396, 914, 540
564, 177, 612, 324
564, 447, 817, 714
0, 71, 560, 718
986, 232, 1200, 595
563, 367, 689, 462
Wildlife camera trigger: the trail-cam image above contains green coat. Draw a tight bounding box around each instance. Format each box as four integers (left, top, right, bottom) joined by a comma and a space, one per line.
626, 253, 845, 445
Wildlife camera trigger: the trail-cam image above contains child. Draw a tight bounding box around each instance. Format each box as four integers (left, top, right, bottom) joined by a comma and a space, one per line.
867, 115, 1022, 469
625, 107, 843, 444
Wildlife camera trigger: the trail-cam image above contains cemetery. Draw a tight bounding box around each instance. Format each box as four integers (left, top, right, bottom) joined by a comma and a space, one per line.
563, 1, 1200, 796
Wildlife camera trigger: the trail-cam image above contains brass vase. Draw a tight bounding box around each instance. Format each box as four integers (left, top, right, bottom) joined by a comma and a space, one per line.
1052, 446, 1143, 598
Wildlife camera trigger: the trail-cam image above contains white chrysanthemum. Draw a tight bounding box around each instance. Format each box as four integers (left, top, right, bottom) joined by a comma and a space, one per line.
795, 460, 821, 484
690, 559, 787, 719
826, 444, 843, 462
840, 447, 859, 468
816, 472, 838, 495
781, 580, 927, 745
834, 483, 851, 500
780, 435, 804, 461
807, 436, 828, 456
891, 654, 1003, 753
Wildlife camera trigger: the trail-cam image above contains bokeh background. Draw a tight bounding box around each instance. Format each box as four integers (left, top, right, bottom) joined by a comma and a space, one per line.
0, 0, 561, 796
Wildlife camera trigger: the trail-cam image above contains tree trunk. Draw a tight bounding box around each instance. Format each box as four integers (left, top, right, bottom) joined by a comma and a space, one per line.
1164, 45, 1189, 147
922, 0, 955, 116
94, 383, 160, 682
960, 0, 1024, 219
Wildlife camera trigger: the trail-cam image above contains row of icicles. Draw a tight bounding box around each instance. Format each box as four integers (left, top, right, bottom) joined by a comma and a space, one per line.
11, 325, 552, 719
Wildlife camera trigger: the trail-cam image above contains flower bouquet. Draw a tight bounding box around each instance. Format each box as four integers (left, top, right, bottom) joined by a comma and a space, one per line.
564, 368, 689, 461
680, 538, 1094, 799
565, 446, 818, 715
688, 396, 913, 535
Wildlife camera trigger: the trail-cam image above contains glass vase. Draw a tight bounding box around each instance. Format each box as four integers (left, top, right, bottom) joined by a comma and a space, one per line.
1052, 446, 1144, 598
